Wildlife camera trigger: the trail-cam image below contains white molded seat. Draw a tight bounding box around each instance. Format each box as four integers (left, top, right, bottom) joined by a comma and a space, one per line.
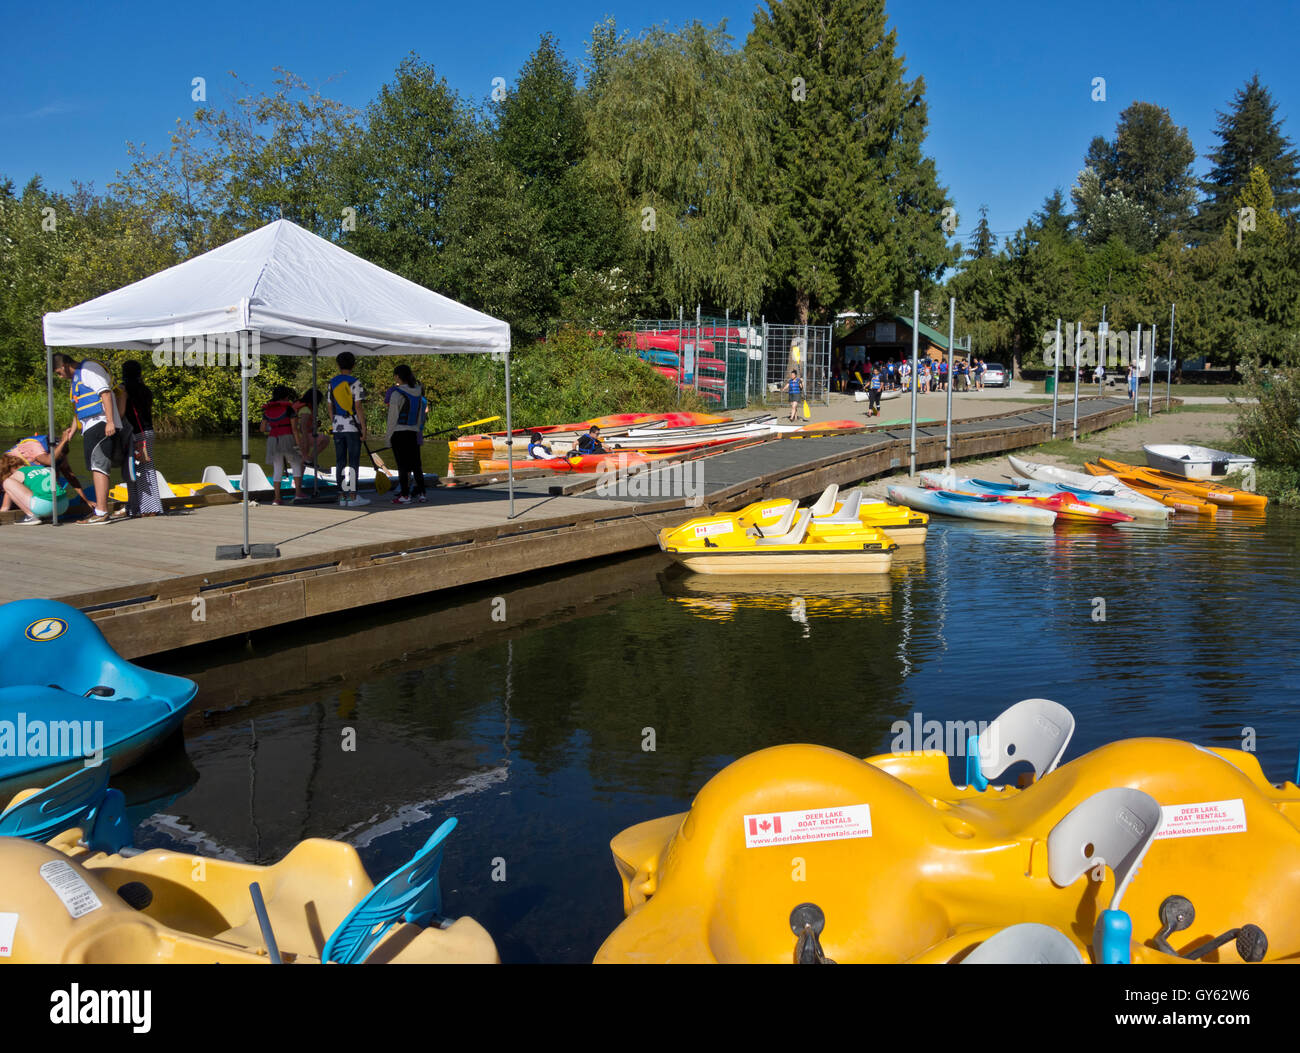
977, 698, 1076, 783
748, 502, 799, 540
1047, 787, 1161, 911
962, 923, 1084, 965
200, 466, 237, 493
150, 470, 177, 500
818, 490, 864, 524
243, 463, 274, 492
808, 484, 839, 517
756, 510, 811, 546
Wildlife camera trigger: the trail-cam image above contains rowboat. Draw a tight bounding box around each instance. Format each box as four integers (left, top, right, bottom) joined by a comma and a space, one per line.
1097, 458, 1267, 509
1143, 443, 1255, 480
736, 485, 929, 546
594, 707, 1300, 963
887, 485, 1056, 526
918, 472, 1134, 524
0, 769, 497, 964
0, 600, 196, 806
658, 505, 896, 575
1007, 456, 1171, 520
1082, 463, 1217, 515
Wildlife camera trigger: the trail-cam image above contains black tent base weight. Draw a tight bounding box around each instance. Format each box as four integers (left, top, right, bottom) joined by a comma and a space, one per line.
215, 544, 281, 560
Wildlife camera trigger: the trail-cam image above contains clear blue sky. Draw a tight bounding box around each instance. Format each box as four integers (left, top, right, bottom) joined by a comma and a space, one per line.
2, 0, 1296, 245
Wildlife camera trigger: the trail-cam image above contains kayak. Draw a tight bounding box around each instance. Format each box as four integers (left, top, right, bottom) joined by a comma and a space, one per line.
0, 771, 496, 964
658, 506, 896, 575
918, 472, 1134, 524
1082, 463, 1217, 515
477, 451, 669, 473
595, 712, 1300, 963
1143, 443, 1256, 480
736, 485, 929, 546
1097, 458, 1267, 509
0, 600, 196, 806
888, 485, 1056, 526
1007, 456, 1171, 520
451, 412, 729, 452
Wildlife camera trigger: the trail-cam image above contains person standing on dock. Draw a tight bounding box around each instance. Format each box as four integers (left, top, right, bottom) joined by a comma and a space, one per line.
121, 360, 163, 517
867, 368, 883, 416
328, 352, 369, 508
51, 353, 136, 524
786, 369, 803, 422
386, 364, 428, 505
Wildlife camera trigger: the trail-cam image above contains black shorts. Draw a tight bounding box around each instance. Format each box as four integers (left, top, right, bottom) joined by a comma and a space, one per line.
868, 389, 881, 406
83, 422, 135, 476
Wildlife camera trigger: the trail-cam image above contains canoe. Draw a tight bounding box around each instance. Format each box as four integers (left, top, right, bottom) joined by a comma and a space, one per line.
736, 485, 929, 546
594, 725, 1300, 963
0, 770, 496, 964
1082, 463, 1217, 515
0, 600, 196, 806
1097, 458, 1267, 509
887, 485, 1056, 526
918, 472, 1134, 524
1007, 457, 1171, 520
1143, 443, 1255, 480
658, 507, 896, 575
854, 388, 902, 402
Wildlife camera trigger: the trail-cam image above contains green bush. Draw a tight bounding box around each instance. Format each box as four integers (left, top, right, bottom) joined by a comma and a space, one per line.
1232, 361, 1300, 504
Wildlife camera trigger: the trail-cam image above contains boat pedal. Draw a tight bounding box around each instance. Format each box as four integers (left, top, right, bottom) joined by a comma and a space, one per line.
84, 685, 115, 698
790, 903, 836, 965
116, 881, 154, 911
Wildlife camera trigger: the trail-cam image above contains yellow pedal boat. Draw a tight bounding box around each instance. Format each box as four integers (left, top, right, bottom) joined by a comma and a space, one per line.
596, 720, 1300, 963
737, 484, 928, 546
658, 504, 896, 575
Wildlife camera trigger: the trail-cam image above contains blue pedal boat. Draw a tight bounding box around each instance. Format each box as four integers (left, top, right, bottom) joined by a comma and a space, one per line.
0, 599, 196, 805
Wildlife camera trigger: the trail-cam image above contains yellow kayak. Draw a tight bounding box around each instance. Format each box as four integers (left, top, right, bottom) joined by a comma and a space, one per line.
596, 726, 1300, 963
1096, 458, 1268, 509
1083, 462, 1217, 515
737, 485, 929, 546
658, 505, 896, 575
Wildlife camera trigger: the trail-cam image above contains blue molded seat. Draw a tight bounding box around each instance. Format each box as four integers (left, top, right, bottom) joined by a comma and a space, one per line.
0, 765, 132, 853
322, 818, 457, 964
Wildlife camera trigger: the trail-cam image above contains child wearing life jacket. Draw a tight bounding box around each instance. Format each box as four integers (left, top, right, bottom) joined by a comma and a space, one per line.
385, 365, 428, 504
261, 385, 302, 504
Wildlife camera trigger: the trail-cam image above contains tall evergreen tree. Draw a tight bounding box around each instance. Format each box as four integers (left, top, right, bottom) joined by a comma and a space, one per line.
747, 0, 953, 322
968, 205, 997, 259
1199, 74, 1300, 237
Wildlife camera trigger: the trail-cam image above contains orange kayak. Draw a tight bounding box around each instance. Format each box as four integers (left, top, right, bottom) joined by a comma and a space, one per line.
477, 451, 670, 473
1096, 458, 1267, 509
1083, 463, 1216, 515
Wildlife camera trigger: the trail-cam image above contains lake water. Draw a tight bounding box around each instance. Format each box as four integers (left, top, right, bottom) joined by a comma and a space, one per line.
113, 503, 1300, 963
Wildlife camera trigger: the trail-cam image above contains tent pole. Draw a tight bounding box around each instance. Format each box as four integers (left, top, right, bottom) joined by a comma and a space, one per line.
310, 342, 319, 499
908, 290, 919, 476
241, 331, 251, 556
46, 347, 58, 526
504, 347, 515, 518
944, 298, 955, 470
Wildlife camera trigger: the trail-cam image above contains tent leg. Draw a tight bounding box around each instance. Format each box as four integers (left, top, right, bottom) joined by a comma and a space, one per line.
504, 348, 515, 519
310, 344, 319, 499
46, 347, 58, 526
218, 330, 279, 559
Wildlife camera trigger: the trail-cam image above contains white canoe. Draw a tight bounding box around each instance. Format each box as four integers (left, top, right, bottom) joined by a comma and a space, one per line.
1006, 456, 1170, 520
1143, 444, 1255, 480
853, 389, 902, 401
887, 484, 1056, 526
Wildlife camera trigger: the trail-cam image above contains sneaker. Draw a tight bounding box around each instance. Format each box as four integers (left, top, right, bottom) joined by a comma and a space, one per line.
392, 495, 411, 505
415, 493, 428, 503
18, 514, 41, 525
337, 494, 350, 507
110, 508, 129, 520
80, 512, 110, 525
350, 495, 370, 507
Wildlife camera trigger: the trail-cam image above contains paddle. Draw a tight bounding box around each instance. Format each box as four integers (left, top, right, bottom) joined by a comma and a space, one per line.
363, 441, 392, 494
428, 415, 504, 439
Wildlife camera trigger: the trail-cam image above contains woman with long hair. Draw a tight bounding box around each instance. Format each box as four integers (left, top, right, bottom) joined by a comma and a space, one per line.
0, 454, 40, 524
386, 364, 427, 504
121, 360, 163, 516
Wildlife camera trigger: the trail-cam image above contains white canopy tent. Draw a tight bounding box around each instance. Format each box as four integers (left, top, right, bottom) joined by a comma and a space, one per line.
42, 219, 515, 556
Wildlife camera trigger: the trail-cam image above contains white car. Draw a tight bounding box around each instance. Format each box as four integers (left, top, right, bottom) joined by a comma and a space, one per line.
982, 363, 1008, 387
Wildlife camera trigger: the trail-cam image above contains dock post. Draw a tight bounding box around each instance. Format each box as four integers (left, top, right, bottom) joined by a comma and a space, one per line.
1135, 323, 1143, 419
1071, 321, 1082, 442
1165, 303, 1175, 409
1051, 319, 1061, 439
310, 341, 319, 499
944, 297, 955, 469
909, 290, 919, 475
1147, 324, 1155, 418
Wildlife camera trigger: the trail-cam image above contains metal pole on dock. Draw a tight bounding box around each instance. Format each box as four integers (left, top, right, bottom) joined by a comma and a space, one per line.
504, 346, 515, 519
1051, 319, 1061, 439
1166, 304, 1176, 409
45, 346, 58, 526
1135, 323, 1143, 419
1149, 322, 1159, 416
1071, 321, 1082, 442
944, 296, 955, 469
310, 341, 319, 499
909, 290, 919, 475
240, 329, 251, 556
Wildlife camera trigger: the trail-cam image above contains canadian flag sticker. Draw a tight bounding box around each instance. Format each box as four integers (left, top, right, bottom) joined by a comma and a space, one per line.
743, 805, 872, 848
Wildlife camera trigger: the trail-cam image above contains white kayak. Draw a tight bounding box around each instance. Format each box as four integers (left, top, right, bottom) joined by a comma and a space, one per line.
1006, 456, 1170, 520
887, 484, 1056, 526
1143, 443, 1256, 480
853, 389, 902, 402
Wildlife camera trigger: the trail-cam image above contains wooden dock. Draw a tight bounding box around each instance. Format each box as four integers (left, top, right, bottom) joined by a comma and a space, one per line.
0, 396, 1162, 658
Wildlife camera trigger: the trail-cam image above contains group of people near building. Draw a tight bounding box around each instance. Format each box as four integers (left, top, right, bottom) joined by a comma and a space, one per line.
1, 350, 433, 524
832, 356, 992, 396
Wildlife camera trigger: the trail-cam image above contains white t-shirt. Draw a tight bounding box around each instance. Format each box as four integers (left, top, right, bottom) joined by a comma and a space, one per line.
77, 360, 122, 430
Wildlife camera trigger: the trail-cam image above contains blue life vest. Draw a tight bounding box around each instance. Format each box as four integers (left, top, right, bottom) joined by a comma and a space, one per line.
787, 376, 802, 396
328, 374, 357, 423
870, 374, 882, 390
395, 388, 425, 428
71, 363, 108, 422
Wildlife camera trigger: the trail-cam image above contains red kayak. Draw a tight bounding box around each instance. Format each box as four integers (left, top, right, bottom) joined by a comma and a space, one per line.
478, 451, 669, 473
996, 491, 1135, 524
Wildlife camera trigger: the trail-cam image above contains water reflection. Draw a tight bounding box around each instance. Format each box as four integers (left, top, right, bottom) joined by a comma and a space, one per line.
659, 569, 893, 626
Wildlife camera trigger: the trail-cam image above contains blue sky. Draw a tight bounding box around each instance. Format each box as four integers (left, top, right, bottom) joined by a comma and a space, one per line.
2, 0, 1296, 245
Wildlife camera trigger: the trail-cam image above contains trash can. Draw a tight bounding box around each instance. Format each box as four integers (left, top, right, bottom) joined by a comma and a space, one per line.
1044, 375, 1056, 394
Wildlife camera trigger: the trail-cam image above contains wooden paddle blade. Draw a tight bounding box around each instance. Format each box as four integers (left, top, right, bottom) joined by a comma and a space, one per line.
374, 471, 392, 494
801, 399, 811, 420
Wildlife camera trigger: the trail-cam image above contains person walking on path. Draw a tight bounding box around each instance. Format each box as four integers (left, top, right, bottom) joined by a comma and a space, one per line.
121, 360, 163, 517
786, 369, 803, 422
1127, 362, 1139, 400
867, 368, 883, 417
327, 352, 369, 508
51, 353, 135, 524
386, 364, 427, 505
